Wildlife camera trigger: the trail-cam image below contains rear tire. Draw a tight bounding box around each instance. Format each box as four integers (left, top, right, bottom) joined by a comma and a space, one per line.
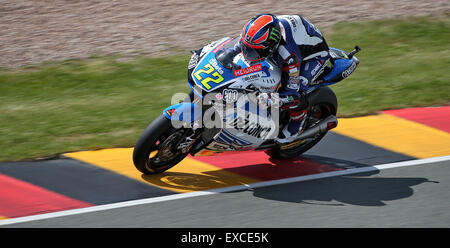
268, 87, 338, 159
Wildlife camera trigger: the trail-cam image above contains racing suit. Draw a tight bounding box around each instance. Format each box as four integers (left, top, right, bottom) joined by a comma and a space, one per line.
272, 14, 331, 142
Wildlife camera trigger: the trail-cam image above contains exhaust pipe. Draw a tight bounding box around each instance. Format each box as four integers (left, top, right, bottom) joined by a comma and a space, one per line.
257, 115, 338, 151
295, 115, 338, 140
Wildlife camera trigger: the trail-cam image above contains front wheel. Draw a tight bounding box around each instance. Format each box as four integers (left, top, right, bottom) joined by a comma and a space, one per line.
132, 115, 189, 174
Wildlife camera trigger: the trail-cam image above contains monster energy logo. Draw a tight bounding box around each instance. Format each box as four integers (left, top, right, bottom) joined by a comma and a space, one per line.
269, 28, 280, 42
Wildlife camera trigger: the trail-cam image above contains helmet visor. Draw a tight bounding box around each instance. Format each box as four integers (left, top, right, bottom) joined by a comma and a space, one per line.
239, 39, 267, 62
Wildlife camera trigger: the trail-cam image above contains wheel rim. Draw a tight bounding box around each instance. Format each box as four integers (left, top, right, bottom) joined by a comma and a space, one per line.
145, 129, 187, 172
281, 103, 333, 151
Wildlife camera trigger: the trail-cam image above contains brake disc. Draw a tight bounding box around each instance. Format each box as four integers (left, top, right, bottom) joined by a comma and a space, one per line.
157, 131, 183, 161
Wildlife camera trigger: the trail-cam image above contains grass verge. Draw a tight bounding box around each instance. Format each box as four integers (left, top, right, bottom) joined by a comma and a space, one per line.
0, 15, 449, 162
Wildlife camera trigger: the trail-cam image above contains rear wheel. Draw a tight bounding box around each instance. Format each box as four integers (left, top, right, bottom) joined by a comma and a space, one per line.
268, 87, 337, 159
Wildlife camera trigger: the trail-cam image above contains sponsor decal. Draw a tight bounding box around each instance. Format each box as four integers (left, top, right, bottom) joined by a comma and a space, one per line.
209, 58, 224, 75
287, 76, 301, 90
311, 62, 322, 76
233, 64, 263, 77
243, 74, 260, 81
215, 92, 223, 100
287, 16, 298, 28
311, 59, 329, 82
165, 108, 176, 117
188, 53, 199, 69
231, 116, 272, 139
282, 54, 299, 71
286, 16, 299, 32
258, 85, 277, 91
341, 61, 357, 78
269, 28, 281, 42
222, 89, 238, 103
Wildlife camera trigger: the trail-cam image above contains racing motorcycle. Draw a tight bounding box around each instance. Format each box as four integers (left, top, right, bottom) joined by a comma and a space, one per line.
133, 37, 360, 174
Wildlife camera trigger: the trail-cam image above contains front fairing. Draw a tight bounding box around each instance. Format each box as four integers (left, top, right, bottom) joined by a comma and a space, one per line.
186, 37, 282, 151
189, 37, 281, 94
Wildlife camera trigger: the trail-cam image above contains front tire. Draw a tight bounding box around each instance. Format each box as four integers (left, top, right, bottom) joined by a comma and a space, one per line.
132, 115, 188, 174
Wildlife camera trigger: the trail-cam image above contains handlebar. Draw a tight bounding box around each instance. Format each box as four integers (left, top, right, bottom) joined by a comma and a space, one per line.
347, 46, 361, 59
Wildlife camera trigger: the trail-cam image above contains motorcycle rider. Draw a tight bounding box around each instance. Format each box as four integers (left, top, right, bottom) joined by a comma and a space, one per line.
239, 13, 332, 144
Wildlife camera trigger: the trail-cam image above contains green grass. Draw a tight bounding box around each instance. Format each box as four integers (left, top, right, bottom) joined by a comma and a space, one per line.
1, 15, 449, 162
327, 15, 450, 116
0, 56, 190, 161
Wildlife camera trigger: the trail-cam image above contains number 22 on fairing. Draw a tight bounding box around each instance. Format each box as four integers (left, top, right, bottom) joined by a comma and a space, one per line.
193, 63, 224, 90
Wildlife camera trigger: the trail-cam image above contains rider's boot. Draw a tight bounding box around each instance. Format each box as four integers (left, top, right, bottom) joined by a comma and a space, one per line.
275, 109, 307, 144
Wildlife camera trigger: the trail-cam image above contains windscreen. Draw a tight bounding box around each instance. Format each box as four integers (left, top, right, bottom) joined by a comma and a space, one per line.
215, 38, 241, 70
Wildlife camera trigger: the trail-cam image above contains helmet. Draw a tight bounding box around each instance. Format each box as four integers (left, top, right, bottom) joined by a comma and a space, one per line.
240, 13, 281, 62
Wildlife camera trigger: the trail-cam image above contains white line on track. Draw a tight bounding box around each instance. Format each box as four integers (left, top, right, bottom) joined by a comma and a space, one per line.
1, 155, 449, 226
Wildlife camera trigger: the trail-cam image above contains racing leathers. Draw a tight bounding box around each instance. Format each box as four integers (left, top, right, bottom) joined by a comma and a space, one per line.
272, 14, 331, 143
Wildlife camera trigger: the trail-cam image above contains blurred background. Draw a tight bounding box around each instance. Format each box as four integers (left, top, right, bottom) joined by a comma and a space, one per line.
0, 0, 449, 162
1, 0, 448, 67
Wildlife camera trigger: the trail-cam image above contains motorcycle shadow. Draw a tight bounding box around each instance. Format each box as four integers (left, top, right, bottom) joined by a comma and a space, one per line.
140, 154, 436, 206
252, 158, 436, 207
139, 154, 352, 192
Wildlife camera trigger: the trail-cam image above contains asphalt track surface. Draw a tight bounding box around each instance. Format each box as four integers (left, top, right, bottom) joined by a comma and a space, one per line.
0, 106, 449, 227
5, 158, 450, 228
3, 159, 450, 228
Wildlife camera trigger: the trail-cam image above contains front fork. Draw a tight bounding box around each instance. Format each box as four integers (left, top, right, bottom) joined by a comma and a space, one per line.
162, 100, 205, 156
